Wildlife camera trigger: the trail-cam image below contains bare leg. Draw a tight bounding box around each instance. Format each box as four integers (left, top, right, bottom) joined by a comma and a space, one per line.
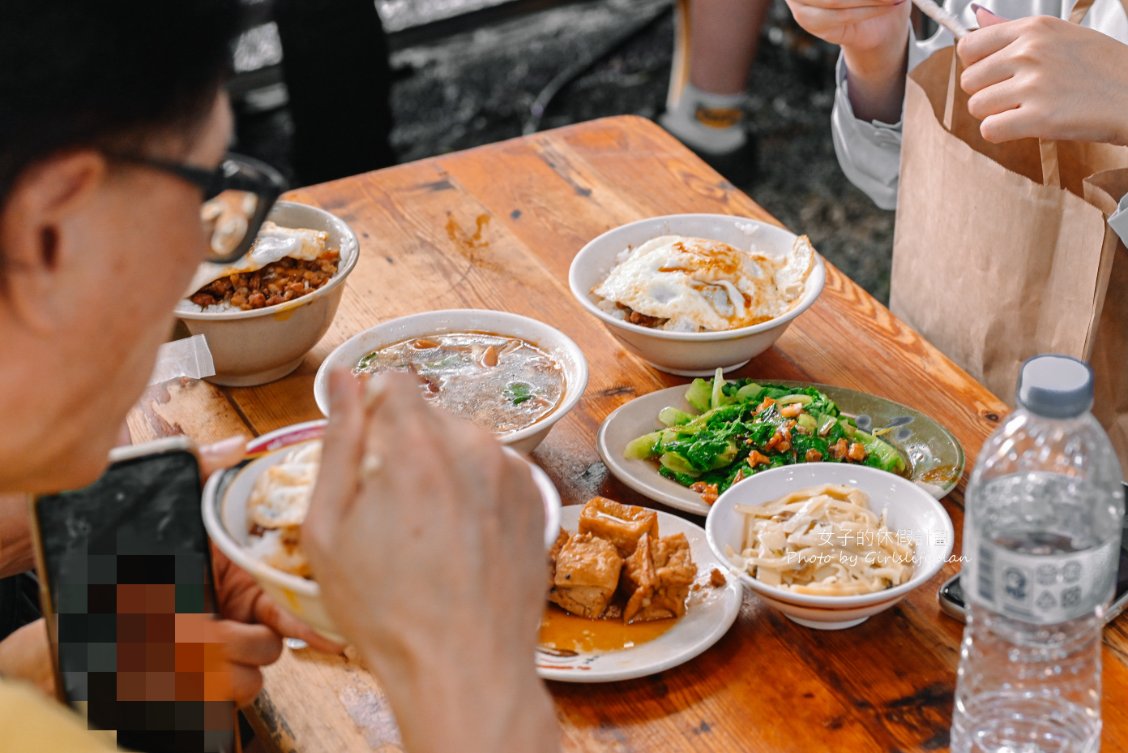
688, 0, 772, 95
662, 0, 770, 158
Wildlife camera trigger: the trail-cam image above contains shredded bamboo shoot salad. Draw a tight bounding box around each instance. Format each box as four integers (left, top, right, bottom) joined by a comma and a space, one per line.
733, 484, 914, 595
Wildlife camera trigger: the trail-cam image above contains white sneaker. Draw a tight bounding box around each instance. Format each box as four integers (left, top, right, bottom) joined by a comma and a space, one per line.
660, 83, 749, 156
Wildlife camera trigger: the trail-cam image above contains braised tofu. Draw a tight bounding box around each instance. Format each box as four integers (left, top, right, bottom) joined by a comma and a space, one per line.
547, 528, 569, 591
621, 533, 696, 623
577, 496, 659, 558
548, 533, 623, 619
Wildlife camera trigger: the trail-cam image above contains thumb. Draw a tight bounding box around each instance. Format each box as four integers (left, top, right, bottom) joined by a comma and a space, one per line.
972, 4, 1008, 26
198, 434, 250, 480
304, 369, 365, 534
252, 591, 346, 654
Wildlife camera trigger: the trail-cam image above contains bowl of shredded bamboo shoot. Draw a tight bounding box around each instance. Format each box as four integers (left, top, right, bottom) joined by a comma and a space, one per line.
705, 463, 953, 629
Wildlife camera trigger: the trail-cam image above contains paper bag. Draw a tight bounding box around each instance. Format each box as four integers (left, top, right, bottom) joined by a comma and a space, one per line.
890, 37, 1128, 471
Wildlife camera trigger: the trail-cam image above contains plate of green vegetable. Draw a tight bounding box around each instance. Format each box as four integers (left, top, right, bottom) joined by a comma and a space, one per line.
597, 371, 964, 515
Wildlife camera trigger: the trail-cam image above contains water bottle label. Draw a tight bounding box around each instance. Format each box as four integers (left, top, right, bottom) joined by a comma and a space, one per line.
973, 542, 1116, 623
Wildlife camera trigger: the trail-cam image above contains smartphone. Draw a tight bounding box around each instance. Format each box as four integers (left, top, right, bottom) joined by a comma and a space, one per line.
939, 484, 1128, 624
30, 437, 234, 753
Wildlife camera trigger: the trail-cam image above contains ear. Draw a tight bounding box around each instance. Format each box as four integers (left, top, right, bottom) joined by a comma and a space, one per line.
0, 150, 107, 332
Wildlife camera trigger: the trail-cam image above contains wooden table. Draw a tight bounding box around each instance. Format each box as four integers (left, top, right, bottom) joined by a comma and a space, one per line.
129, 116, 1128, 752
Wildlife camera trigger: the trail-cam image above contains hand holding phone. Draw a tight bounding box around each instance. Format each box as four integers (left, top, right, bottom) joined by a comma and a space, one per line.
31, 438, 238, 752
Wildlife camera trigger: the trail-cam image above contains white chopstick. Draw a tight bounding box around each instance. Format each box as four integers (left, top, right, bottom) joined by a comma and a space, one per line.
910, 0, 971, 39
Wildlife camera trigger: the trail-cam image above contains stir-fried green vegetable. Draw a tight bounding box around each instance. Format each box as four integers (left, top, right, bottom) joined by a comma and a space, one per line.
626, 370, 908, 503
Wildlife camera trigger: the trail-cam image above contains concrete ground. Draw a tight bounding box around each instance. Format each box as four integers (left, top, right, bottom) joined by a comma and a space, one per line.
240, 0, 896, 301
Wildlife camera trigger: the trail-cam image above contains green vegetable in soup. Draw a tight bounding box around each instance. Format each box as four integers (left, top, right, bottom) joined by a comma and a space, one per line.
505, 381, 534, 406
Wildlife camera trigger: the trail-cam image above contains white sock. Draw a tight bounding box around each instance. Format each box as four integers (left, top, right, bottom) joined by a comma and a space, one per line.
660, 83, 748, 155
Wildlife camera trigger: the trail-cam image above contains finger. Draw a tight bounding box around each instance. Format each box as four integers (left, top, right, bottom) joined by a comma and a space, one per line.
228, 663, 265, 707
252, 592, 346, 654
364, 371, 436, 426
431, 406, 500, 472
973, 4, 1009, 27
307, 369, 365, 524
966, 77, 1023, 120
499, 451, 539, 515
218, 621, 284, 668
960, 53, 1016, 95
980, 106, 1037, 143
360, 373, 447, 480
957, 19, 1022, 67
501, 455, 546, 578
198, 434, 249, 479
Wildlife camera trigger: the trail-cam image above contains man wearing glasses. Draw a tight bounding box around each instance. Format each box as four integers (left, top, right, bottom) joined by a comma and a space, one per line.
0, 2, 560, 752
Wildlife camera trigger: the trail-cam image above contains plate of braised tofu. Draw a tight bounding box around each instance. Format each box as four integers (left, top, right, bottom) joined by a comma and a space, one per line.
538, 496, 743, 682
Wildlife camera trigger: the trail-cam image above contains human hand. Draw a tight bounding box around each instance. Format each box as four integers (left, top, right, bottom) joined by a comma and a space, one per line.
0, 614, 277, 707
302, 371, 559, 753
212, 545, 344, 654
201, 434, 345, 656
784, 0, 911, 57
784, 0, 911, 122
168, 613, 281, 707
0, 618, 55, 696
959, 8, 1128, 145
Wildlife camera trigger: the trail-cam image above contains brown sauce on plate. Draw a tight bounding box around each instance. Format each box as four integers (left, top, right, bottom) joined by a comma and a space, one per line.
538, 605, 676, 654
354, 332, 565, 435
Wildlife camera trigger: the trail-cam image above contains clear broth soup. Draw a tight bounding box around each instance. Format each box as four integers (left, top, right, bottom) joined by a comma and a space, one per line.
354, 332, 565, 435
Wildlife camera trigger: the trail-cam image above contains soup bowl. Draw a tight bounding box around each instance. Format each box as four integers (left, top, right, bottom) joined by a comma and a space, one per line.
202, 420, 563, 641
313, 309, 588, 453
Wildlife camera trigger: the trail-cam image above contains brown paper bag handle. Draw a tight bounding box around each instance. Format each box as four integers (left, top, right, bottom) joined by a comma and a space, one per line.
1069, 0, 1098, 24
943, 50, 959, 132
1037, 0, 1105, 186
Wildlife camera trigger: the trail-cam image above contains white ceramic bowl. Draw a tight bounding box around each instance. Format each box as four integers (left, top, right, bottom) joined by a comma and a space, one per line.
202, 420, 563, 642
568, 214, 825, 376
176, 201, 360, 387
705, 464, 953, 630
313, 309, 589, 454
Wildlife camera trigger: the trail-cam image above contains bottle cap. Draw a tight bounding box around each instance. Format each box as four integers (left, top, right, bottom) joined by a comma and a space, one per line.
1016, 355, 1093, 418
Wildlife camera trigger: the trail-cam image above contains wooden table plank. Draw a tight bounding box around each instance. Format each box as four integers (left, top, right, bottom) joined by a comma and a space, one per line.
139, 115, 1128, 752
127, 378, 251, 446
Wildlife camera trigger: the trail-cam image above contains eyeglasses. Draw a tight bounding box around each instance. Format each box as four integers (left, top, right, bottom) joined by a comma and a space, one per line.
108, 152, 287, 264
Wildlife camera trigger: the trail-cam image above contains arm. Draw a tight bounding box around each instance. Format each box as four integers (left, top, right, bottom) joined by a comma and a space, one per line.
785, 0, 915, 207
830, 53, 907, 210
304, 372, 561, 753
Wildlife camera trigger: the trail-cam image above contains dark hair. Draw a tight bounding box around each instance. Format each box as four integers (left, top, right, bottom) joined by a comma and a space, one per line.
0, 1, 241, 208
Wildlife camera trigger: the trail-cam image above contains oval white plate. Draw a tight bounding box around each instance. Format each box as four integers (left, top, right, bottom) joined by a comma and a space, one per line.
536, 506, 742, 683
597, 382, 965, 516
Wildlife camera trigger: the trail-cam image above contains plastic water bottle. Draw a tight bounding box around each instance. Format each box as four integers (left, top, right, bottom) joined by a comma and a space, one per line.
951, 355, 1124, 753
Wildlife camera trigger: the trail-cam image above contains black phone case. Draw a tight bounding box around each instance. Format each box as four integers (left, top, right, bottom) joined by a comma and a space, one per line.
31, 441, 234, 753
